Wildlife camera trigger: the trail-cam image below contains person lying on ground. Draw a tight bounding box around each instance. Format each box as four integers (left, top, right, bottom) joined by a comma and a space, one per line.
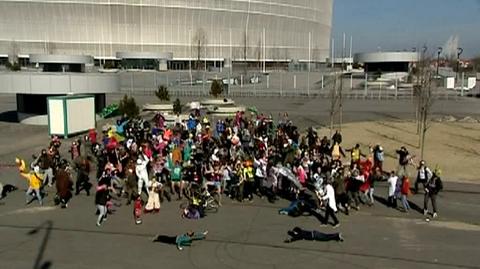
284, 227, 343, 243
152, 230, 208, 250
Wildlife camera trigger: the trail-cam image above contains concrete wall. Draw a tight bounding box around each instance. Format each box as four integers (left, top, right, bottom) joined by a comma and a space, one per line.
0, 72, 119, 94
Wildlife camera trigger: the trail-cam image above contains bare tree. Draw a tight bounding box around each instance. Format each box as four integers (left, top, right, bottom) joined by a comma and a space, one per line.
414, 50, 435, 160
329, 72, 341, 137
192, 28, 207, 71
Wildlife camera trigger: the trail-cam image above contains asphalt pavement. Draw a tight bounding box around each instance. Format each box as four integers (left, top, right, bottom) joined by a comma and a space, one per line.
0, 93, 480, 269
0, 183, 479, 269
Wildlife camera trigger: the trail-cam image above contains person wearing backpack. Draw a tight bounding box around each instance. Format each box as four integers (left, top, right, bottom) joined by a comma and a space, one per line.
423, 169, 443, 218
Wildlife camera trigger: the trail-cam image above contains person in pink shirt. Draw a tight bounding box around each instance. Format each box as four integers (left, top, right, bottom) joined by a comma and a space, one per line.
296, 163, 306, 187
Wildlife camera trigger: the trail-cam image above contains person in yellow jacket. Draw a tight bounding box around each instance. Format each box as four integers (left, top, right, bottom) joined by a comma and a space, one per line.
18, 161, 44, 206
347, 144, 365, 165
331, 142, 346, 161
243, 161, 255, 201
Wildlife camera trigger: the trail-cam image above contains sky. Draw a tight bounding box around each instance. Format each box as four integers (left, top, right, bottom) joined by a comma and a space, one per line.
332, 0, 480, 58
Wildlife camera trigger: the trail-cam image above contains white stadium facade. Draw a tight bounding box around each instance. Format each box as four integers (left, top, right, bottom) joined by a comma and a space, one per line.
0, 0, 333, 66
0, 0, 333, 120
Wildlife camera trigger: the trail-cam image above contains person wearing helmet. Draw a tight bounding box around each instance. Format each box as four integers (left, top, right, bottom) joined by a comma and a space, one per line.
415, 160, 433, 194
423, 168, 443, 218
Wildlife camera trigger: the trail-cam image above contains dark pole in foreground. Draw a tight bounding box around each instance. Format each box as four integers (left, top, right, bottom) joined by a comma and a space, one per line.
436, 47, 442, 77
28, 221, 53, 269
456, 47, 463, 80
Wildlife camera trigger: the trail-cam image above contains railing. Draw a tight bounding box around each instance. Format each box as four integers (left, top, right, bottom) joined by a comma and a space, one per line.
118, 86, 464, 101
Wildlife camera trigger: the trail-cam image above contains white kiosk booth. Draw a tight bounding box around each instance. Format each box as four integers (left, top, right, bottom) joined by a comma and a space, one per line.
47, 95, 96, 138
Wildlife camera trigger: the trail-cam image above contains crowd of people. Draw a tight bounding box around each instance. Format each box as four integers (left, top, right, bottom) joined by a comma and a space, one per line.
11, 108, 444, 241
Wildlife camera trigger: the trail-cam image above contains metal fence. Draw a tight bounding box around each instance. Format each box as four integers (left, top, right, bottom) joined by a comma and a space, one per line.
118, 71, 469, 101
119, 86, 465, 101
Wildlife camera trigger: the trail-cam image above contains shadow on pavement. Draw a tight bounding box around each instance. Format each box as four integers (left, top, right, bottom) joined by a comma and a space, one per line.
0, 110, 18, 123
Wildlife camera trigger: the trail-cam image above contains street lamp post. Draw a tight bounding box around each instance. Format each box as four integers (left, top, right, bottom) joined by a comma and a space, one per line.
436, 47, 442, 77
457, 47, 463, 79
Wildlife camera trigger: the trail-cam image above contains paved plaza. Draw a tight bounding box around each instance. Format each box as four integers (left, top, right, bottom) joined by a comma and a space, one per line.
0, 94, 479, 269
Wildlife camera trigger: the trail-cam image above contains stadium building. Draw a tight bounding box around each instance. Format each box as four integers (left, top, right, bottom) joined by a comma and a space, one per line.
0, 0, 334, 69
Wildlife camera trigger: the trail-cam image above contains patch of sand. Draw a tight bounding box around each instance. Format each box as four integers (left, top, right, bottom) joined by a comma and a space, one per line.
316, 121, 480, 183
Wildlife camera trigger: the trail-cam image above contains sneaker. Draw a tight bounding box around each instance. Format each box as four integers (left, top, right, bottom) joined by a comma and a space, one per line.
152, 235, 159, 242
432, 212, 438, 218
333, 223, 340, 229
320, 223, 328, 227
96, 222, 101, 227
338, 233, 344, 242
423, 209, 428, 216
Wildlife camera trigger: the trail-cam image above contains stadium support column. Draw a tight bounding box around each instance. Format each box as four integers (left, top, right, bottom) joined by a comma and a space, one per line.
308, 31, 311, 96
263, 27, 266, 73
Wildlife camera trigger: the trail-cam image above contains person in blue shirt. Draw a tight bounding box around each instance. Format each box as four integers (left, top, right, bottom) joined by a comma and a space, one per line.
187, 116, 197, 132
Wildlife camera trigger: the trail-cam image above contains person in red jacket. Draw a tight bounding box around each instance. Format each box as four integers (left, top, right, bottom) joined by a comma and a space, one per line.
400, 176, 411, 212
133, 196, 143, 225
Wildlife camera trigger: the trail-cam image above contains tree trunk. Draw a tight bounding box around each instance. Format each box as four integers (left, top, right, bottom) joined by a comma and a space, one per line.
420, 107, 427, 160
339, 73, 343, 132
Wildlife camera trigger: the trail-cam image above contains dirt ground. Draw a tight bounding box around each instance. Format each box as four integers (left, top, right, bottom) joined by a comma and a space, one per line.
315, 120, 480, 183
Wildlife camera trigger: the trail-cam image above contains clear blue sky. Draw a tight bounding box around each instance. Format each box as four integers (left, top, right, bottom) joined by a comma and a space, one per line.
333, 0, 480, 58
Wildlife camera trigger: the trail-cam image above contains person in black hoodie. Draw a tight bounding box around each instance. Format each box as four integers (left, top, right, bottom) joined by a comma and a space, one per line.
284, 227, 343, 243
423, 169, 443, 218
95, 176, 110, 227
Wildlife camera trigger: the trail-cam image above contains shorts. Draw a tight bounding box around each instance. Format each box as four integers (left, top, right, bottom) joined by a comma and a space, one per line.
207, 181, 221, 188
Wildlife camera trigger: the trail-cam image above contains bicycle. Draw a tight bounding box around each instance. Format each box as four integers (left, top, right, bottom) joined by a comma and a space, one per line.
180, 187, 219, 214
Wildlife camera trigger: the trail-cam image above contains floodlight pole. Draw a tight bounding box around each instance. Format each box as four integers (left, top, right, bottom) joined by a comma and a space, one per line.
456, 47, 463, 80
436, 47, 442, 77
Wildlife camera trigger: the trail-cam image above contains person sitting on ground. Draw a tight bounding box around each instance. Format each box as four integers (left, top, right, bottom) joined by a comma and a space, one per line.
278, 196, 316, 217
284, 227, 343, 243
152, 230, 208, 250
